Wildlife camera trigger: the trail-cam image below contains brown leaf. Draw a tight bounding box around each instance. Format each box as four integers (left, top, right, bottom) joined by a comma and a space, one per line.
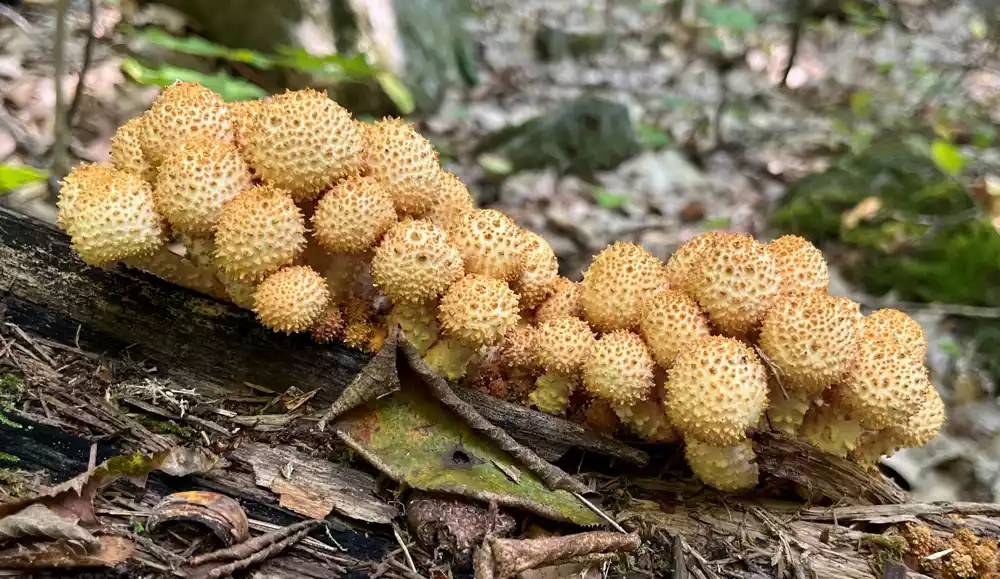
0, 504, 99, 551
0, 535, 134, 569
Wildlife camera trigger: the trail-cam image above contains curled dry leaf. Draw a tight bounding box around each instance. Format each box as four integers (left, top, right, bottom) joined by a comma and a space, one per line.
0, 536, 135, 569
0, 503, 99, 551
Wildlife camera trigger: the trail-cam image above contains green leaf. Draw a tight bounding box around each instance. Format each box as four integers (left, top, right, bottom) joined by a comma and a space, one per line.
336, 388, 601, 526
0, 452, 18, 463
699, 4, 758, 31
592, 187, 629, 209
974, 125, 997, 149
375, 72, 415, 115
477, 153, 513, 176
849, 91, 872, 119
121, 58, 267, 102
0, 165, 47, 194
930, 139, 965, 176
703, 33, 725, 52
636, 122, 671, 149
700, 217, 732, 230
970, 15, 989, 40
126, 28, 277, 69
660, 93, 696, 108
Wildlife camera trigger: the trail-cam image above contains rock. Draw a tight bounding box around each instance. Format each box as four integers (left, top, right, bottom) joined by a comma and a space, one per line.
134, 0, 476, 115
477, 95, 641, 178
533, 24, 613, 61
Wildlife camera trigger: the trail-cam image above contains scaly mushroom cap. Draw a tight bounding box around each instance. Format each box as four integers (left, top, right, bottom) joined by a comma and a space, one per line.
371, 219, 464, 304
663, 232, 726, 295
65, 168, 167, 266
513, 231, 559, 311
581, 330, 656, 406
582, 398, 620, 435
213, 185, 307, 282
56, 163, 117, 232
528, 373, 575, 416
665, 336, 769, 446
153, 136, 254, 237
534, 316, 597, 375
253, 266, 330, 334
438, 274, 521, 347
535, 277, 582, 322
499, 323, 539, 370
689, 233, 780, 336
110, 114, 156, 182
862, 308, 927, 361
312, 173, 397, 254
425, 170, 475, 230
310, 305, 345, 344
758, 291, 862, 396
229, 98, 263, 153
891, 385, 946, 448
581, 242, 670, 332
836, 337, 929, 430
798, 401, 864, 457
684, 438, 759, 492
141, 81, 232, 166
388, 300, 440, 354
364, 117, 442, 216
242, 88, 364, 202
767, 234, 829, 294
638, 289, 713, 369
614, 383, 680, 443
449, 208, 526, 282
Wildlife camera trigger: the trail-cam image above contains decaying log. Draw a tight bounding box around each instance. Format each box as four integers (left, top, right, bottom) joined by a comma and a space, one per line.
0, 207, 645, 466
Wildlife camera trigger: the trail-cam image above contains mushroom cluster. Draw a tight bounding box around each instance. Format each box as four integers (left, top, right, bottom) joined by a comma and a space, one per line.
57, 81, 945, 492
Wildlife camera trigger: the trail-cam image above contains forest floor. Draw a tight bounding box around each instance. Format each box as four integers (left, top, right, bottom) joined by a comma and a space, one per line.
1, 0, 1000, 506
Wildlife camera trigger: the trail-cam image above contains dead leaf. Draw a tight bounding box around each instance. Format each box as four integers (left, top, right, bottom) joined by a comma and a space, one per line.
0, 504, 99, 551
335, 387, 601, 526
0, 447, 219, 524
0, 535, 134, 569
841, 196, 882, 230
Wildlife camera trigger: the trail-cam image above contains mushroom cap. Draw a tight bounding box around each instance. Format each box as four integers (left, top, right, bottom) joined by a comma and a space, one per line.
141, 81, 232, 166
65, 168, 167, 266
663, 232, 726, 294
580, 242, 670, 332
388, 300, 440, 354
529, 373, 575, 416
534, 316, 597, 375
638, 289, 713, 369
310, 306, 346, 343
798, 401, 864, 457
582, 398, 620, 435
665, 335, 769, 446
425, 170, 475, 230
216, 268, 258, 309
890, 384, 945, 448
689, 233, 781, 336
449, 208, 526, 282
438, 274, 521, 347
765, 380, 812, 436
252, 266, 331, 333
153, 136, 254, 237
110, 114, 156, 182
836, 337, 929, 430
499, 323, 539, 370
56, 163, 118, 232
229, 98, 263, 153
767, 234, 829, 294
242, 88, 364, 202
684, 438, 759, 492
581, 330, 656, 406
861, 308, 927, 360
364, 117, 442, 216
213, 185, 307, 282
513, 231, 559, 311
371, 219, 464, 304
312, 173, 397, 254
614, 382, 680, 443
758, 291, 862, 396
535, 277, 582, 322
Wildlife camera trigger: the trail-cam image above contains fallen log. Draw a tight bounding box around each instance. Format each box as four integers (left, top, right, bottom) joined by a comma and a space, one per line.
2, 206, 999, 579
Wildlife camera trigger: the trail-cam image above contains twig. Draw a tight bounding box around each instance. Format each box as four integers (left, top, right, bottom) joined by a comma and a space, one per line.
66, 0, 97, 127
392, 524, 417, 574
573, 491, 626, 533
191, 523, 320, 579
0, 4, 35, 38
487, 532, 641, 578
51, 0, 71, 189
780, 0, 806, 88
186, 519, 323, 567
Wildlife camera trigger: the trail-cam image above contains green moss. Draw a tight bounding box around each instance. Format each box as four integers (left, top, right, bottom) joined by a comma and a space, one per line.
0, 452, 19, 462
0, 374, 23, 395
136, 414, 192, 437
0, 468, 30, 497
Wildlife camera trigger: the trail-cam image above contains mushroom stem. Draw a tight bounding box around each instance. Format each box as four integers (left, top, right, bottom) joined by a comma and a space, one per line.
423, 338, 477, 381
528, 372, 575, 416
122, 247, 227, 300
